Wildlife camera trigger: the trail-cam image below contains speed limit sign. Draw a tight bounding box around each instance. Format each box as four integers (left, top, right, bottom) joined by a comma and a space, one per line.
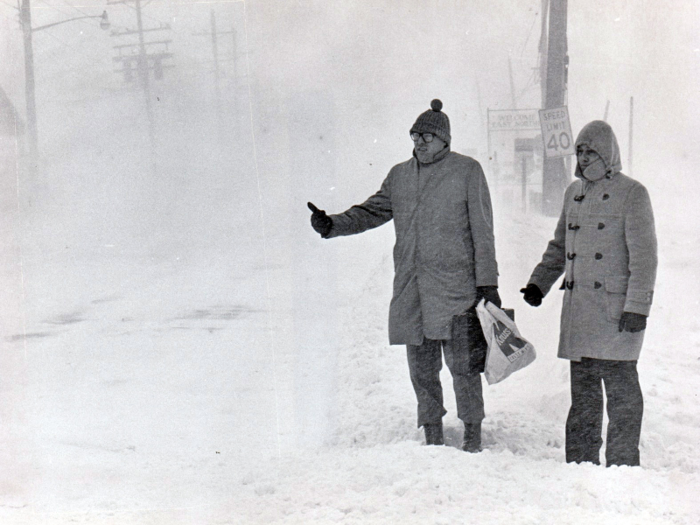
539, 106, 575, 158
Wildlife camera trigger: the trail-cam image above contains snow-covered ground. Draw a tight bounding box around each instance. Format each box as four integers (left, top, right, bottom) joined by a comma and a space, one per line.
1, 1, 699, 523
1, 145, 698, 523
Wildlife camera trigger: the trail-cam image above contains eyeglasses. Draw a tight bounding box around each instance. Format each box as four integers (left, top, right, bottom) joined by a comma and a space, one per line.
410, 132, 434, 143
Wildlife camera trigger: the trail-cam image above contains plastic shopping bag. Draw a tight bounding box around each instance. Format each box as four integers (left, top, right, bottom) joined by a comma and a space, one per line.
475, 299, 536, 385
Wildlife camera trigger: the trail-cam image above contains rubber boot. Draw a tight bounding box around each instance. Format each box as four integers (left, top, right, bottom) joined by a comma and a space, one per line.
424, 422, 444, 446
462, 422, 482, 453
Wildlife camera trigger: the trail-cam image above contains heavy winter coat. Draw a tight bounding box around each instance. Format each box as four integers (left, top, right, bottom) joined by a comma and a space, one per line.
327, 147, 499, 346
528, 121, 657, 361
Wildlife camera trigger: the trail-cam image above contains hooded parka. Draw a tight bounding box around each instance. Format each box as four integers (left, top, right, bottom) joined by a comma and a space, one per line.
327, 146, 499, 346
528, 121, 657, 361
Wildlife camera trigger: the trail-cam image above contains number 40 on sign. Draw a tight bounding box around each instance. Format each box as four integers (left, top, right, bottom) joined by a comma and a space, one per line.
539, 106, 575, 158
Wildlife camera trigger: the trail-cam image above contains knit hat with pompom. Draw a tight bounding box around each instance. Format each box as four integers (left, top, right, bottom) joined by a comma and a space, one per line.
410, 99, 451, 145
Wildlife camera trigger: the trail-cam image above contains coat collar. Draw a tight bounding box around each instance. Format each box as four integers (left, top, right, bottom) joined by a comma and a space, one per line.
413, 144, 451, 166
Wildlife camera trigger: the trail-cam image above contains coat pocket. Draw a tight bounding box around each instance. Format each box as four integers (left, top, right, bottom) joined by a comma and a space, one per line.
604, 276, 628, 321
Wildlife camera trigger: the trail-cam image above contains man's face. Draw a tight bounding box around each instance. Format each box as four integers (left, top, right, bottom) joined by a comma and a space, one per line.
576, 145, 601, 169
412, 133, 446, 164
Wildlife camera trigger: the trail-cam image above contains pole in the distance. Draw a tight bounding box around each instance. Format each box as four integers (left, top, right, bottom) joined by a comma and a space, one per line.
628, 96, 633, 177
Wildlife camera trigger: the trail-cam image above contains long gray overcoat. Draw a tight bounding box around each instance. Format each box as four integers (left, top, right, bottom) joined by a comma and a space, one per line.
327, 147, 499, 346
528, 121, 657, 361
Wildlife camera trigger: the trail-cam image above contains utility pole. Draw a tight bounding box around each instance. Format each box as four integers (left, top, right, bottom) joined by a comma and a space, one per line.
134, 0, 155, 153
20, 0, 37, 166
211, 9, 222, 125
508, 56, 517, 109
110, 0, 172, 172
541, 0, 569, 217
19, 1, 110, 172
538, 0, 549, 109
194, 10, 238, 141
628, 96, 634, 177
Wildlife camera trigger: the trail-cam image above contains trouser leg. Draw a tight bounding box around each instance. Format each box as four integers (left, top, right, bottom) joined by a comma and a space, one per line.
407, 339, 447, 427
566, 359, 604, 464
443, 338, 485, 424
602, 360, 643, 467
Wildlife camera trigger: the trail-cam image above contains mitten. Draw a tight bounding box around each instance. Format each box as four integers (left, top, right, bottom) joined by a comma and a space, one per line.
520, 283, 543, 307
476, 286, 502, 308
307, 202, 333, 238
618, 312, 647, 333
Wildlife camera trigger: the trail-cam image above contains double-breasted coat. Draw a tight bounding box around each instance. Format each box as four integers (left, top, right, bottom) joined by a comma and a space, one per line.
327, 147, 499, 346
528, 121, 657, 361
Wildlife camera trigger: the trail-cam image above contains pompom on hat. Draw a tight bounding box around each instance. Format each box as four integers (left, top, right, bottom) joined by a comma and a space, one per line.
410, 99, 451, 145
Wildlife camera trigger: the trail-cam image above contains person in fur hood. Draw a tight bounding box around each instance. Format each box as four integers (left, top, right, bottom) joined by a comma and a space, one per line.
521, 120, 657, 467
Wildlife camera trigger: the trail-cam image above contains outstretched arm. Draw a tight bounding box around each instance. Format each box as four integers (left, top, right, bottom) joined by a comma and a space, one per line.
324, 177, 393, 238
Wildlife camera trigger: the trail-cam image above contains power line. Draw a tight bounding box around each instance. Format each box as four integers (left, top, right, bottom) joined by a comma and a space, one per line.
35, 0, 104, 31
520, 11, 539, 57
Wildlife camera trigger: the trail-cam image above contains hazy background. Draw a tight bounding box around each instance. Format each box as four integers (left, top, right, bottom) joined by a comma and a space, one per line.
1, 0, 698, 251
2, 0, 699, 445
1, 2, 699, 522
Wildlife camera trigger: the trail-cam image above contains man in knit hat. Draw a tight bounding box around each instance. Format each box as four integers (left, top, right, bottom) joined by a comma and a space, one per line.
308, 99, 500, 452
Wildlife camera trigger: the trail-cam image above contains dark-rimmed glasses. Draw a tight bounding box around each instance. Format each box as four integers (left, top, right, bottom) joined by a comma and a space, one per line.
410, 132, 434, 143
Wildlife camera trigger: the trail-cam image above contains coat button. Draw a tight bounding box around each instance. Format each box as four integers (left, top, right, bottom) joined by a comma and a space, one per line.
598, 223, 605, 229
567, 252, 576, 260
594, 281, 602, 289
566, 281, 574, 290
595, 253, 603, 260
603, 194, 610, 200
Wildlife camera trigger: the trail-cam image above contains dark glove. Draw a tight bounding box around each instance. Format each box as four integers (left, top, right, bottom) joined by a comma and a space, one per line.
308, 202, 333, 238
618, 312, 647, 333
520, 283, 543, 307
476, 286, 501, 308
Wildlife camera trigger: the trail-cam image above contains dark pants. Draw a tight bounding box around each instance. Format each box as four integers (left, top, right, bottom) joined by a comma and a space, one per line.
566, 358, 643, 467
407, 338, 485, 428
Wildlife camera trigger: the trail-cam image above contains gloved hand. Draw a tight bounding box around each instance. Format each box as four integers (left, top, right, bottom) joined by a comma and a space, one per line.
520, 283, 543, 307
618, 312, 647, 333
308, 202, 333, 238
476, 286, 501, 308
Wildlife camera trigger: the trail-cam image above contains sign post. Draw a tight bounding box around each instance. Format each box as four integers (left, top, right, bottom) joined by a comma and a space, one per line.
487, 108, 541, 192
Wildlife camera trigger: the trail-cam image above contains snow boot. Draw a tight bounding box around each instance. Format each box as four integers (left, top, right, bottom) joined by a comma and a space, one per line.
462, 422, 482, 453
423, 422, 444, 446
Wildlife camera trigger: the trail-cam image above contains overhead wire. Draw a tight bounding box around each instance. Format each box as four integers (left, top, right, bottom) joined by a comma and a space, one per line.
520, 10, 539, 58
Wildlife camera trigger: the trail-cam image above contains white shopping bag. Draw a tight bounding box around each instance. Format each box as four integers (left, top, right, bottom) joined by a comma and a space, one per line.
475, 299, 536, 385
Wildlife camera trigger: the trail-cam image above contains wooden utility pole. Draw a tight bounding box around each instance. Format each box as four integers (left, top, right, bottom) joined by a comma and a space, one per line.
134, 0, 155, 154
194, 10, 237, 139
538, 0, 549, 108
211, 9, 222, 120
541, 0, 569, 217
20, 0, 37, 166
628, 96, 634, 177
508, 56, 517, 109
110, 0, 173, 172
19, 2, 109, 172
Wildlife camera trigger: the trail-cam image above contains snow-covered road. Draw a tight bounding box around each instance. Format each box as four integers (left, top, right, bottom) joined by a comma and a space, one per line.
1, 170, 698, 523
